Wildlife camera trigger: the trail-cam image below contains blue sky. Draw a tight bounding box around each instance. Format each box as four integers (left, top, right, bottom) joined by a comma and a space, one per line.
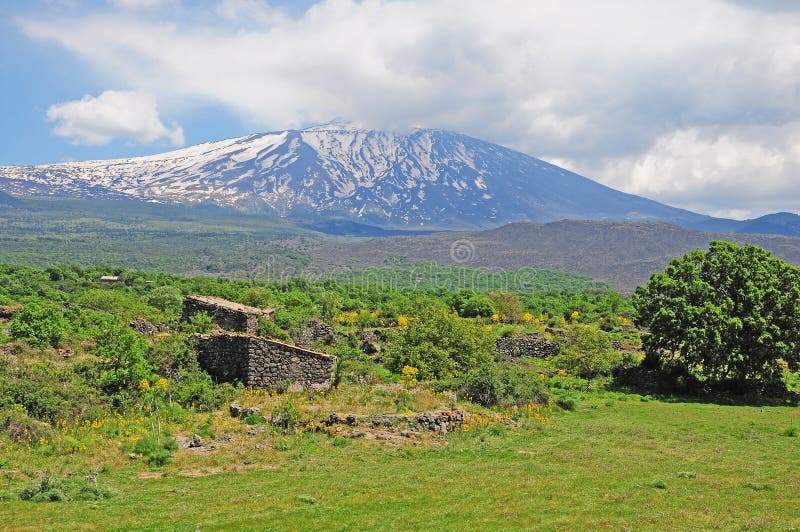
2, 0, 800, 219
1, 0, 317, 165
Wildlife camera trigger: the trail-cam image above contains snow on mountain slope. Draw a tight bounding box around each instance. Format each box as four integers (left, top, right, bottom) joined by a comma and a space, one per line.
0, 122, 712, 228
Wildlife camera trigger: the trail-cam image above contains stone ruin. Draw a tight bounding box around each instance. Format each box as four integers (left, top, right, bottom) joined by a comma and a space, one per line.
292, 318, 335, 347
182, 295, 336, 391
495, 333, 560, 358
194, 332, 336, 391
0, 305, 22, 320
181, 295, 274, 334
130, 317, 160, 337
358, 329, 387, 355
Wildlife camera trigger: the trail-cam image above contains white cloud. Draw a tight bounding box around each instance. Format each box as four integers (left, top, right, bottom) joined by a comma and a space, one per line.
552, 123, 800, 219
17, 0, 800, 216
46, 90, 184, 146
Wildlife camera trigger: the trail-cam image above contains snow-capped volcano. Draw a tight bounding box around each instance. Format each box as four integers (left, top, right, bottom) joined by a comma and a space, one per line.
0, 122, 710, 228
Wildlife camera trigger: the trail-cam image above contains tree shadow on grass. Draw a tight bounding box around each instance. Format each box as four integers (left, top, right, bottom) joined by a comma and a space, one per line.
610, 366, 799, 407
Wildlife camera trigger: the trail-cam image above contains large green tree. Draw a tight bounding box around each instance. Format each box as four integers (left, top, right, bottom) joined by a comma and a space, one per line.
633, 241, 800, 387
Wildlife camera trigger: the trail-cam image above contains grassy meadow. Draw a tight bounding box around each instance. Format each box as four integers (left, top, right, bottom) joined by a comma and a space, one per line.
1, 389, 797, 530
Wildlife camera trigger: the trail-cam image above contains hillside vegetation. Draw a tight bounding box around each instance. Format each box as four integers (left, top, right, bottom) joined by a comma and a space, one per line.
312, 221, 800, 291
0, 252, 798, 528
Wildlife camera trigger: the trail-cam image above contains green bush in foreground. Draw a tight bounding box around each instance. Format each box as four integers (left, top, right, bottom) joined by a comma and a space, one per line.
94, 321, 152, 394
19, 473, 113, 502
133, 434, 179, 466
460, 364, 551, 407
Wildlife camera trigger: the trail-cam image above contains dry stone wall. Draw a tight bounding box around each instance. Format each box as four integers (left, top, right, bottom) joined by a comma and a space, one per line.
292, 318, 335, 347
195, 332, 336, 391
495, 333, 560, 358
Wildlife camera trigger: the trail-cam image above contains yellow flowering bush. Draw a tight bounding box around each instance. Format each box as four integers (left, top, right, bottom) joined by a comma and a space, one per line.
400, 365, 419, 388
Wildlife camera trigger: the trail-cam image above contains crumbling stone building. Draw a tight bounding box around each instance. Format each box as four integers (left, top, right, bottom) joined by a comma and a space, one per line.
194, 332, 336, 391
181, 295, 274, 334
182, 295, 335, 391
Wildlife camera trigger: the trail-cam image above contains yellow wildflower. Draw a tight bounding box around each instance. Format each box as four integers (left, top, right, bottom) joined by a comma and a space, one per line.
155, 378, 169, 392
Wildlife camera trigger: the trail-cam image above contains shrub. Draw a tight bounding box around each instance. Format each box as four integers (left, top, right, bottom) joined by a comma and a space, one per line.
134, 434, 178, 466
76, 289, 157, 321
243, 414, 267, 425
256, 318, 291, 342
337, 360, 394, 385
144, 285, 183, 314
10, 304, 67, 349
0, 358, 107, 423
460, 364, 501, 406
19, 473, 113, 502
385, 303, 493, 380
94, 321, 153, 393
460, 296, 495, 318
171, 370, 234, 411
145, 333, 197, 374
554, 325, 622, 383
498, 365, 551, 406
270, 397, 312, 432
182, 311, 216, 334
555, 396, 577, 411
240, 287, 275, 309
487, 291, 523, 322
0, 406, 53, 444
460, 364, 551, 407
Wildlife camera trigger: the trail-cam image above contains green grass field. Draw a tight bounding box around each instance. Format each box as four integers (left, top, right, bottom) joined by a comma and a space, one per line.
2, 394, 797, 530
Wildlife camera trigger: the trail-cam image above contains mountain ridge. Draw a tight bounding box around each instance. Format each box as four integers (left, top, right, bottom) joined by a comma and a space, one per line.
0, 122, 721, 230
308, 220, 800, 291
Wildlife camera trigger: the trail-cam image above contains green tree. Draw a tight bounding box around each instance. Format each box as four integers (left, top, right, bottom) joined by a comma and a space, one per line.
555, 325, 621, 384
385, 303, 494, 379
144, 285, 183, 314
633, 241, 800, 388
94, 321, 153, 393
10, 303, 68, 348
318, 291, 342, 323
488, 291, 523, 322
460, 295, 496, 318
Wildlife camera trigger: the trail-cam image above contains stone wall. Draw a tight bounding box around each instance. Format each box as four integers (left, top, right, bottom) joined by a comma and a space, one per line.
194, 332, 336, 391
292, 318, 335, 347
181, 295, 274, 334
495, 333, 560, 358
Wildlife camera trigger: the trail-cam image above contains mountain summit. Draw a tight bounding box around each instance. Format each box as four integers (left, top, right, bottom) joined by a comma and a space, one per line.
0, 122, 711, 229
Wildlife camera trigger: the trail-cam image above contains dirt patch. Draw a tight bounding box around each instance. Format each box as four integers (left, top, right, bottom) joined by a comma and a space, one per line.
177, 463, 279, 477
136, 472, 164, 479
